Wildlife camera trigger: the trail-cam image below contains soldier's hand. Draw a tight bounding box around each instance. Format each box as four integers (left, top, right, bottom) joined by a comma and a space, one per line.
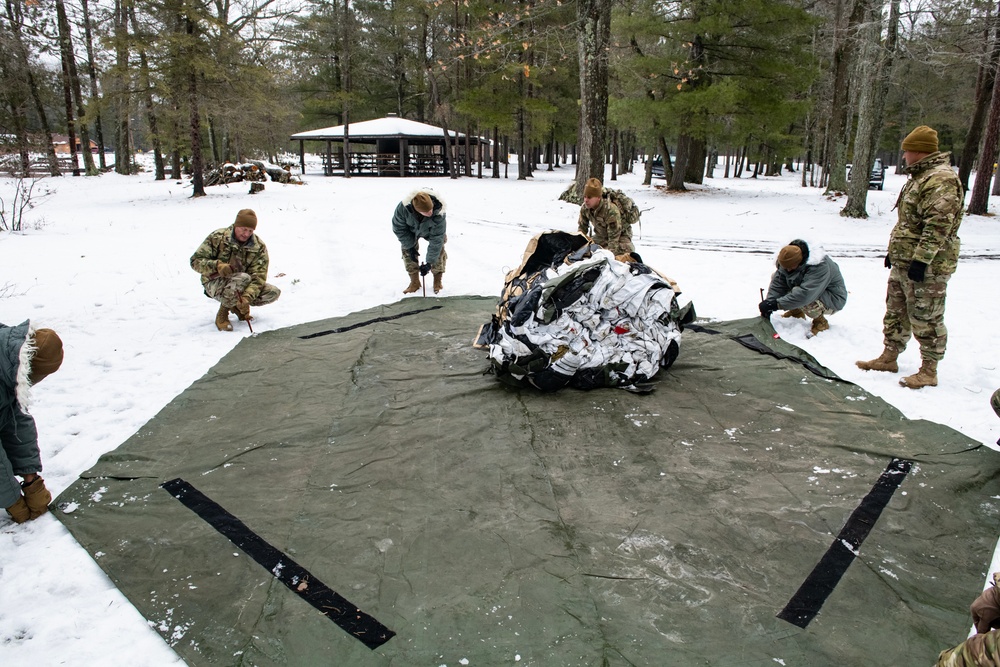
419, 263, 431, 276
884, 254, 891, 269
407, 247, 419, 263
907, 260, 927, 282
759, 298, 779, 318
217, 261, 234, 278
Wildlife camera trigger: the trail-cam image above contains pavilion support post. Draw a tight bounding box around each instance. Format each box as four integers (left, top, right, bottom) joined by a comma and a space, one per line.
400, 138, 408, 177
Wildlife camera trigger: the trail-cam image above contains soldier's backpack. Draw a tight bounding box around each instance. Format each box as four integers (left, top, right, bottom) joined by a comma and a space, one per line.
603, 188, 641, 235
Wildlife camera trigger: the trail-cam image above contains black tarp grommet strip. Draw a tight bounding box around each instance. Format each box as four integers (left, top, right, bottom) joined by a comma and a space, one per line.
731, 333, 847, 382
299, 305, 443, 339
777, 457, 912, 628
161, 478, 395, 650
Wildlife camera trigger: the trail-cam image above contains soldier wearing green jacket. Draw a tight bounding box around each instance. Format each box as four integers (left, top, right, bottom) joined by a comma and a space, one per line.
1, 322, 63, 523
190, 209, 281, 331
857, 125, 964, 389
392, 189, 447, 295
758, 239, 847, 336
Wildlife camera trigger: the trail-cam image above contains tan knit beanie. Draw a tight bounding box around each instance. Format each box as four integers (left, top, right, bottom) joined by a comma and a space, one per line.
901, 126, 938, 153
28, 328, 63, 385
583, 178, 603, 199
234, 209, 258, 230
777, 245, 803, 271
412, 192, 433, 214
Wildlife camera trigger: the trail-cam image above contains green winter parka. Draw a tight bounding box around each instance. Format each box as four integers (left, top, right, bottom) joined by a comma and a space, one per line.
0, 320, 41, 508
890, 151, 964, 275
392, 190, 447, 265
765, 240, 848, 312
190, 226, 271, 302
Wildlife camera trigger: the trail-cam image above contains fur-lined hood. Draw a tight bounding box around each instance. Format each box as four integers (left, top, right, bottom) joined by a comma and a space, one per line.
401, 188, 446, 215
773, 238, 829, 270
0, 319, 37, 413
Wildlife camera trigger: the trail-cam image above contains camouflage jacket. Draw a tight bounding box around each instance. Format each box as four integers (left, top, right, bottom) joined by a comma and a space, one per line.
890, 151, 963, 274
190, 226, 271, 301
578, 196, 629, 255
392, 190, 446, 265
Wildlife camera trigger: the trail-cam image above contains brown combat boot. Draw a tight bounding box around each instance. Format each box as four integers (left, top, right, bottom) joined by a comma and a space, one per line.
403, 272, 421, 294
900, 359, 938, 389
5, 496, 29, 523
856, 347, 899, 373
21, 477, 51, 519
810, 315, 829, 336
433, 272, 444, 294
215, 305, 233, 332
782, 308, 806, 319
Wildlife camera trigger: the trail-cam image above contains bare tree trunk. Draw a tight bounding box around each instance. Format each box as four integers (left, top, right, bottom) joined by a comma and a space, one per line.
825, 0, 866, 194
128, 6, 164, 180
959, 1, 1000, 192
969, 59, 1000, 215
492, 126, 500, 178
610, 129, 618, 181
80, 0, 106, 169
113, 0, 133, 175
5, 0, 60, 175
186, 15, 205, 197
575, 0, 612, 192
56, 0, 97, 175
842, 0, 899, 218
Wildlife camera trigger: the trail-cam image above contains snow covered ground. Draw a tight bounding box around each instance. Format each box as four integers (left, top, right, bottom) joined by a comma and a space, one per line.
1, 157, 998, 665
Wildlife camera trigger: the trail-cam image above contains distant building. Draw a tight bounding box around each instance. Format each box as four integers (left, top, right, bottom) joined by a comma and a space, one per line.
51, 133, 98, 154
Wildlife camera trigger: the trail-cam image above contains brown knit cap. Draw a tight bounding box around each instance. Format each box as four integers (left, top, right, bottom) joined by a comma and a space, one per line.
234, 209, 258, 230
583, 178, 603, 199
412, 192, 433, 215
29, 328, 63, 385
777, 245, 803, 271
901, 125, 938, 154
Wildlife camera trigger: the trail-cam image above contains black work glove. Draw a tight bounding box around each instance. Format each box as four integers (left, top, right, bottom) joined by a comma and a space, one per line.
419, 263, 431, 276
884, 254, 891, 269
758, 298, 779, 318
407, 246, 418, 263
907, 260, 928, 282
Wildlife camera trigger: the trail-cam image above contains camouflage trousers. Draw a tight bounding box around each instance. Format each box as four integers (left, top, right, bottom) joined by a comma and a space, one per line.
882, 264, 950, 361
935, 627, 1000, 666
799, 299, 836, 319
402, 242, 447, 275
590, 228, 634, 256
203, 273, 281, 310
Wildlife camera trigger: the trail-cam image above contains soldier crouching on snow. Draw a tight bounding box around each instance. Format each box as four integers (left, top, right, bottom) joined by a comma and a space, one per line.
2, 323, 63, 523
190, 208, 281, 331
392, 190, 447, 294
758, 239, 847, 336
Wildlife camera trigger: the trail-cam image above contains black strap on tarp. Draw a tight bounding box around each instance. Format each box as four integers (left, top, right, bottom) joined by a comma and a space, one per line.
686, 324, 844, 382
731, 332, 843, 380
777, 457, 913, 628
300, 306, 442, 339
161, 478, 395, 649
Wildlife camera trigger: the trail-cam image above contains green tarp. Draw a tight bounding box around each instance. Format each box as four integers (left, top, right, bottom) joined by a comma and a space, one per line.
55, 296, 1000, 666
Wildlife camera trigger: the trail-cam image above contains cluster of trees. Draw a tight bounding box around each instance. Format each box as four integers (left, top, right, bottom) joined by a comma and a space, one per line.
0, 0, 996, 215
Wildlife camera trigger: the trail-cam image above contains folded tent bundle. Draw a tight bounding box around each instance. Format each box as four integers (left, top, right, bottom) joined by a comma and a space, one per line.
475, 230, 689, 392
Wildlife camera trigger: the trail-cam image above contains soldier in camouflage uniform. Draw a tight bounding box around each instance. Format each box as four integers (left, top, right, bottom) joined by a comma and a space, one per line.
578, 178, 634, 257
856, 126, 964, 389
934, 573, 1000, 666
190, 209, 281, 332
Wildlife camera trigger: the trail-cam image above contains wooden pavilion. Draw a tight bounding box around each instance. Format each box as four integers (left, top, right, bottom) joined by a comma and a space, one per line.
289, 114, 490, 177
